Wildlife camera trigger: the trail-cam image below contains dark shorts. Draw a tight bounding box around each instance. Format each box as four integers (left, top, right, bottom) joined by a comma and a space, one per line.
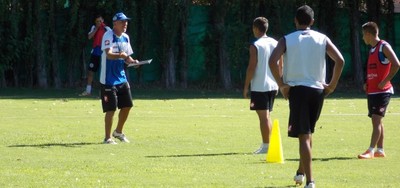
367, 93, 391, 117
88, 54, 101, 72
250, 91, 277, 111
288, 86, 324, 138
101, 82, 133, 112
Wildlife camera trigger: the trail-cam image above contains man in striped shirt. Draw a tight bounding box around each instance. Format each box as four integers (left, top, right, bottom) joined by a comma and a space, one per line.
100, 12, 139, 144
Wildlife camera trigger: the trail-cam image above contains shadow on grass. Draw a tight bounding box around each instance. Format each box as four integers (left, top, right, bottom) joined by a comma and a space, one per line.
262, 186, 295, 188
8, 142, 100, 148
145, 152, 252, 158
286, 156, 355, 162
0, 88, 243, 100
0, 87, 377, 100
249, 156, 356, 164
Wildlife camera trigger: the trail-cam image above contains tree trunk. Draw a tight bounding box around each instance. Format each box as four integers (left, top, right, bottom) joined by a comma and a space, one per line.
366, 0, 381, 22
34, 0, 48, 88
166, 48, 176, 89
384, 0, 395, 43
0, 2, 4, 87
178, 0, 189, 88
317, 0, 337, 83
27, 1, 34, 88
218, 37, 232, 89
134, 0, 147, 84
0, 70, 6, 88
158, 0, 179, 89
49, 0, 61, 89
116, 0, 124, 12
12, 64, 19, 87
349, 0, 364, 88
10, 0, 19, 87
212, 0, 232, 89
66, 1, 80, 87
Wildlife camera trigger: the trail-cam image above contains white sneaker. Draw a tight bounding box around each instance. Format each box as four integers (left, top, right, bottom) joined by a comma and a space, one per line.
79, 91, 91, 96
103, 138, 117, 144
294, 174, 305, 185
112, 130, 130, 143
304, 182, 315, 188
253, 146, 268, 154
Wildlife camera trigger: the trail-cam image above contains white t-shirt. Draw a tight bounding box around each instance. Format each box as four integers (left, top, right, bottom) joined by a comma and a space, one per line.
283, 30, 327, 89
251, 36, 279, 92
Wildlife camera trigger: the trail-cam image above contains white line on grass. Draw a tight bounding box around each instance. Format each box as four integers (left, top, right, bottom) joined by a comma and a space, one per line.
1, 113, 400, 119
322, 113, 400, 116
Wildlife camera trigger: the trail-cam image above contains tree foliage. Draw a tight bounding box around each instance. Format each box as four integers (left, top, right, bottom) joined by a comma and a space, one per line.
0, 0, 398, 89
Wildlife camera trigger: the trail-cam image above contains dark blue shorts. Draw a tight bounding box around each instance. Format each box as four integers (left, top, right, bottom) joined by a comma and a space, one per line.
88, 54, 101, 72
101, 82, 133, 112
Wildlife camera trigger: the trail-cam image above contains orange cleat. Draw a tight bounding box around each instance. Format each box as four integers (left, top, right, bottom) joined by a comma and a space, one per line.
374, 151, 386, 158
358, 150, 374, 159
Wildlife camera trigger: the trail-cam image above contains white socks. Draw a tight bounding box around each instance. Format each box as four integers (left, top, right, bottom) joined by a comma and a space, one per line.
368, 147, 384, 153
86, 85, 92, 93
368, 147, 375, 152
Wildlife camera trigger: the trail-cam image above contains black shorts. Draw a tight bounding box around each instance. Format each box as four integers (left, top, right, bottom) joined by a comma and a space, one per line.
288, 86, 324, 138
88, 54, 101, 72
101, 82, 133, 112
250, 91, 277, 111
367, 93, 391, 117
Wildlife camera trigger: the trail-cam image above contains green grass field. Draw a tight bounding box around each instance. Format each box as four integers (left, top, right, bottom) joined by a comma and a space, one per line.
1, 88, 399, 187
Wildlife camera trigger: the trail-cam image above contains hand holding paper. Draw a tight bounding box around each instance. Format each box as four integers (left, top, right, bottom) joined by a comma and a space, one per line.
125, 56, 136, 64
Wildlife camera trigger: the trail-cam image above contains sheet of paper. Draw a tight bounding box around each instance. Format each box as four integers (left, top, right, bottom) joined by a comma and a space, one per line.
127, 59, 152, 67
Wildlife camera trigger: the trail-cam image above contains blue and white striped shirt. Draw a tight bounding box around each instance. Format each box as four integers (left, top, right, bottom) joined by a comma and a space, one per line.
100, 30, 133, 86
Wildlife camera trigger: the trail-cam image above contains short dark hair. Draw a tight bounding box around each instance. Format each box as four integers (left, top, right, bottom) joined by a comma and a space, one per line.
94, 15, 103, 21
296, 5, 314, 25
253, 17, 269, 33
362, 22, 379, 36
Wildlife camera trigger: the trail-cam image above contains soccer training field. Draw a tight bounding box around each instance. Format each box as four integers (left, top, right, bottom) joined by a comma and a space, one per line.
1, 88, 399, 187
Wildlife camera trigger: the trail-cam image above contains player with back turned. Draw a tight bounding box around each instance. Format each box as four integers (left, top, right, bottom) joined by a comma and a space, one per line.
269, 5, 344, 188
243, 17, 282, 155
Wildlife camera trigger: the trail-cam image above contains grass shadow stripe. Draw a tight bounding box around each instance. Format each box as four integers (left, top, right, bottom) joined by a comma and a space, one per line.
8, 142, 100, 148
285, 156, 355, 162
145, 152, 252, 158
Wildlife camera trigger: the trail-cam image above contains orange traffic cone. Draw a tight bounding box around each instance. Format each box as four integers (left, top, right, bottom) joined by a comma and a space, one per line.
266, 119, 284, 163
